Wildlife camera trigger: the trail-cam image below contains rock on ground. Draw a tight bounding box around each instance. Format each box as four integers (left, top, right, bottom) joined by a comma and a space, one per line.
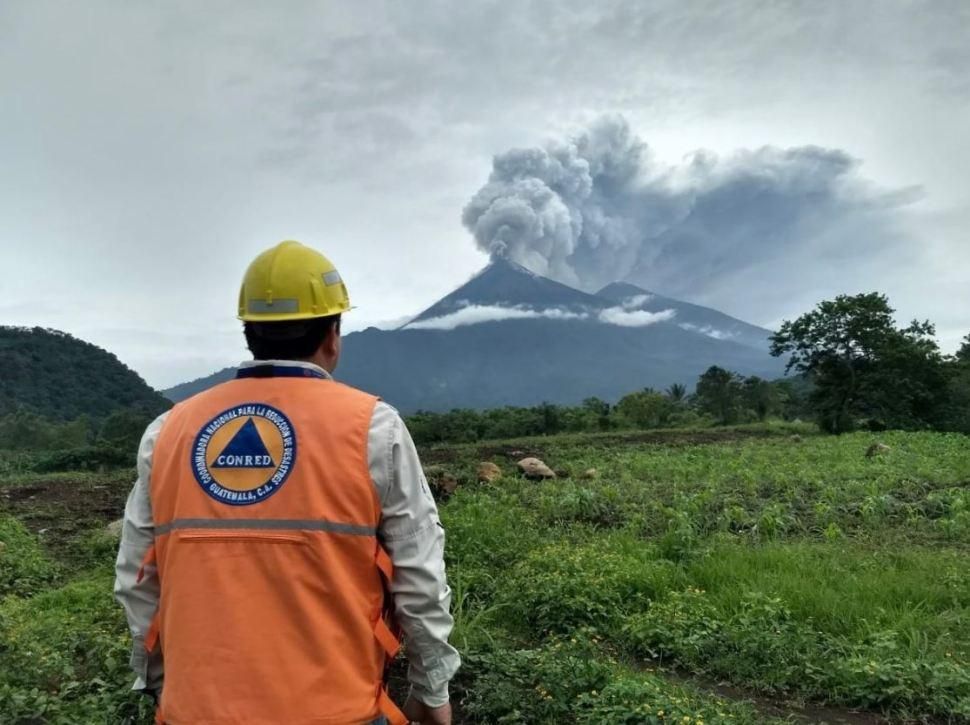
438, 475, 459, 495
477, 462, 502, 483
866, 442, 892, 458
106, 518, 124, 537
517, 457, 556, 480
424, 466, 460, 497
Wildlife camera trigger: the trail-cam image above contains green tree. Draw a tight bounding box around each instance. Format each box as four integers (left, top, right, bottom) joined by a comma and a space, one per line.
770, 293, 947, 433
956, 334, 970, 364
936, 333, 970, 433
741, 377, 779, 422
665, 383, 688, 404
772, 377, 814, 421
582, 397, 612, 431
97, 408, 156, 455
536, 402, 563, 435
694, 366, 744, 425
615, 389, 672, 429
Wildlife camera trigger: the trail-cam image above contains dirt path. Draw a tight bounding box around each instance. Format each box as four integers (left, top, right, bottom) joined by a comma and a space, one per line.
658, 667, 951, 725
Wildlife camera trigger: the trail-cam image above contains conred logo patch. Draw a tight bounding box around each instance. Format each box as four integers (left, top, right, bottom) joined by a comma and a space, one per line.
191, 403, 296, 505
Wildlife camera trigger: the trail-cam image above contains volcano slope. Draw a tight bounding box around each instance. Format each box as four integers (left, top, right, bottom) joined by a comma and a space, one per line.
1, 425, 968, 723
164, 258, 784, 412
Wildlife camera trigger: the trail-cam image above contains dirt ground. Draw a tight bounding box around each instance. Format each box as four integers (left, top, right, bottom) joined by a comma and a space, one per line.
422, 426, 797, 465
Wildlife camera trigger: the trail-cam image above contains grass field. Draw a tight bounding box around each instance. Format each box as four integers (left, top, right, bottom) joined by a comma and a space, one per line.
1, 425, 968, 723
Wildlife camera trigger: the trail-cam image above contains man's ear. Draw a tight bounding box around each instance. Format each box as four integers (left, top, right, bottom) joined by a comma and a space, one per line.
324, 320, 341, 356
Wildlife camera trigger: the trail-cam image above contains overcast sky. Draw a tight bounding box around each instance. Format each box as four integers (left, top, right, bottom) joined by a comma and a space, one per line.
2, 1, 968, 389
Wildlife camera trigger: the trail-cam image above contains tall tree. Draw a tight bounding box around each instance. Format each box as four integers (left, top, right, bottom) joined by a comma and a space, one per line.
936, 333, 970, 433
582, 397, 613, 431
665, 383, 688, 404
694, 366, 743, 425
956, 334, 970, 364
616, 389, 673, 429
741, 376, 779, 422
770, 293, 946, 433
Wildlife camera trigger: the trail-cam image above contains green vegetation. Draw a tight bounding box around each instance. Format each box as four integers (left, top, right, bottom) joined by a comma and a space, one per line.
771, 293, 967, 434
406, 384, 810, 445
0, 515, 60, 597
438, 429, 969, 722
409, 293, 970, 445
2, 425, 969, 721
0, 327, 169, 453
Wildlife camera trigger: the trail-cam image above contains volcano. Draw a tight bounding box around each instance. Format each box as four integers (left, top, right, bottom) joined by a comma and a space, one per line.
164, 259, 784, 411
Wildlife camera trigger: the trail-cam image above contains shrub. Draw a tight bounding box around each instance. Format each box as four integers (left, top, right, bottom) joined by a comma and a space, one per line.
0, 574, 154, 724
533, 482, 627, 528
460, 633, 766, 724
30, 445, 133, 473
459, 634, 614, 724
622, 587, 970, 719
441, 490, 545, 593
501, 537, 684, 635
0, 515, 59, 597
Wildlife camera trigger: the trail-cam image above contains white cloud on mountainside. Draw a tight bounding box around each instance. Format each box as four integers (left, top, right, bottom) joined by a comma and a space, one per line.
405, 303, 676, 330
679, 323, 736, 340
404, 304, 586, 330
599, 308, 676, 327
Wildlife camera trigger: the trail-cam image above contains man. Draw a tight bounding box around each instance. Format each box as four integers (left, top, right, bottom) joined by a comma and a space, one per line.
115, 240, 459, 724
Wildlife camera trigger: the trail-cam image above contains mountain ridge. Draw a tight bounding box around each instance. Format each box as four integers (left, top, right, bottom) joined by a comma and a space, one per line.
407, 258, 608, 325
596, 281, 773, 350
0, 326, 171, 421
163, 262, 785, 410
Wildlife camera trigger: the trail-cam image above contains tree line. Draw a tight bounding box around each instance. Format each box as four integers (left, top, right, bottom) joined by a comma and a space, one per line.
405, 373, 809, 445
1, 292, 966, 459
409, 291, 970, 443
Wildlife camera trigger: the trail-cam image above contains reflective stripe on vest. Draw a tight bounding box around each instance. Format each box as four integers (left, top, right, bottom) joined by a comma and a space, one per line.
154, 517, 377, 537
148, 367, 405, 725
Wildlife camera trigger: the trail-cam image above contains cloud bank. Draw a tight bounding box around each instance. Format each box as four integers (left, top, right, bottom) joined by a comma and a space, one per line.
404, 303, 586, 331
679, 323, 735, 341
600, 307, 676, 327
405, 301, 676, 331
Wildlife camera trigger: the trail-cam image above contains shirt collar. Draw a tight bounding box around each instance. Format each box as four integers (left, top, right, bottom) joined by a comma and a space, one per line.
239, 359, 333, 381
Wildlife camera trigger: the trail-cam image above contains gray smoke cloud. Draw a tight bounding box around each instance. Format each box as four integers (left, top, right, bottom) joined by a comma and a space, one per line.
462, 116, 918, 297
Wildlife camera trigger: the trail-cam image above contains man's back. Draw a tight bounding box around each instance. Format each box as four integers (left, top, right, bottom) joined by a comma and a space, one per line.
148, 373, 393, 723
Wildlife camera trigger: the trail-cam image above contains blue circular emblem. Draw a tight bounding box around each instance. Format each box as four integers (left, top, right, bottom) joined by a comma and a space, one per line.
190, 403, 297, 506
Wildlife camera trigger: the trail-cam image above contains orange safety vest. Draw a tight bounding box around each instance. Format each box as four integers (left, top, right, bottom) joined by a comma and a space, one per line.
140, 365, 407, 725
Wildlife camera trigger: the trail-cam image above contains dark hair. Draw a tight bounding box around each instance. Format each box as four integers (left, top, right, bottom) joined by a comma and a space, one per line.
244, 315, 341, 360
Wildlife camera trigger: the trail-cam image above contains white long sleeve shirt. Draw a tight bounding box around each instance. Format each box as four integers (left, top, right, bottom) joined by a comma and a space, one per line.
113, 359, 460, 707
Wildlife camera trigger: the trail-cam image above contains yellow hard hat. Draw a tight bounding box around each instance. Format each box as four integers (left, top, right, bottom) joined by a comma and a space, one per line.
238, 240, 351, 322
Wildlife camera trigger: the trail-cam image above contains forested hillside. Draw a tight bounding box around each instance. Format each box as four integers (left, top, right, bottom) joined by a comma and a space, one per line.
0, 327, 170, 421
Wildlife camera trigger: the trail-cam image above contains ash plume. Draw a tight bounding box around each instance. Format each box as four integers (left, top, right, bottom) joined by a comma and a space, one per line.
462, 116, 918, 298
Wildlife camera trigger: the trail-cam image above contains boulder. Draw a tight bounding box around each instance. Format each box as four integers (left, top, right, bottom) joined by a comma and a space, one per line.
424, 466, 460, 497
865, 442, 891, 458
790, 434, 803, 443
579, 468, 598, 480
438, 475, 460, 495
106, 519, 124, 537
517, 457, 556, 480
477, 462, 502, 483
